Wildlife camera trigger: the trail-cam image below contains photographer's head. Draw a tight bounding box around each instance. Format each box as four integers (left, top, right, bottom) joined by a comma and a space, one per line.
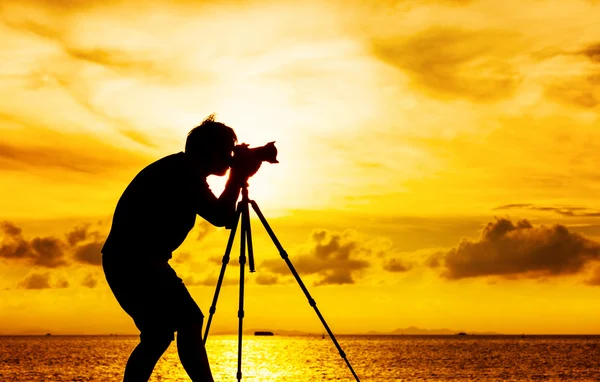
185, 114, 237, 176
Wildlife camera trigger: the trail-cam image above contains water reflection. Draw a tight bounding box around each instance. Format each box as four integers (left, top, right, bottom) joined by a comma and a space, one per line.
2, 335, 600, 381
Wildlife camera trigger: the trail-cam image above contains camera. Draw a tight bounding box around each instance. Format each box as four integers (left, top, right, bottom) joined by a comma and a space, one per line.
233, 141, 278, 165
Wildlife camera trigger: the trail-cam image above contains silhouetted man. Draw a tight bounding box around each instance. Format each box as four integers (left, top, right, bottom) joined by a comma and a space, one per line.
102, 115, 260, 381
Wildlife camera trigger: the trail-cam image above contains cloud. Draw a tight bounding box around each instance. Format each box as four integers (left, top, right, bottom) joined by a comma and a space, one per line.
0, 222, 68, 268
64, 47, 168, 77
17, 272, 67, 289
0, 118, 151, 176
372, 27, 522, 102
66, 224, 90, 246
73, 241, 103, 266
1, 0, 226, 13
0, 221, 106, 269
427, 218, 600, 280
196, 221, 216, 241
18, 272, 51, 289
494, 204, 600, 217
254, 273, 279, 285
383, 258, 411, 272
544, 74, 600, 109
183, 274, 239, 287
66, 224, 105, 266
173, 252, 191, 264
81, 273, 97, 288
0, 7, 210, 90
579, 42, 600, 63
261, 229, 371, 286
541, 41, 600, 109
586, 265, 600, 286
0, 222, 31, 260
208, 254, 239, 267
2, 0, 119, 10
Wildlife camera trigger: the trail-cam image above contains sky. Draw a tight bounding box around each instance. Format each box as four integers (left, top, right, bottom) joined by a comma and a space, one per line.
1, 0, 600, 335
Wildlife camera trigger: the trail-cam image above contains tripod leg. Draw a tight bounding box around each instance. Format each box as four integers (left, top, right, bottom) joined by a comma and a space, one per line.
249, 200, 361, 382
244, 203, 256, 273
203, 209, 242, 344
236, 203, 249, 381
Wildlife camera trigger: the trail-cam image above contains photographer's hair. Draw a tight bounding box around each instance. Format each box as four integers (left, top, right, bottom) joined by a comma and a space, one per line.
186, 114, 237, 159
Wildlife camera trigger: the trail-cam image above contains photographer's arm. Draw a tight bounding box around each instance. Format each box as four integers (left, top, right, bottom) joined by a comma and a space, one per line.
196, 171, 246, 228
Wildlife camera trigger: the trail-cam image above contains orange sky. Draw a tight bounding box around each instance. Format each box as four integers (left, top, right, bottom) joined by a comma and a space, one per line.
1, 0, 600, 335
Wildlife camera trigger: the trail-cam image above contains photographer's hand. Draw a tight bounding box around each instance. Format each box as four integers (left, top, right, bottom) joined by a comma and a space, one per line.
230, 154, 262, 183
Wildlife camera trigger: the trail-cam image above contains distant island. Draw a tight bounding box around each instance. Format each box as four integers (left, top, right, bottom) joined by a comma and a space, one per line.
9, 326, 504, 336
226, 326, 501, 336
366, 326, 500, 335
254, 331, 274, 336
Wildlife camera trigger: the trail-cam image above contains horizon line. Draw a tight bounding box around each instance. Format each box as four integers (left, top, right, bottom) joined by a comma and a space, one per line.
3, 332, 600, 336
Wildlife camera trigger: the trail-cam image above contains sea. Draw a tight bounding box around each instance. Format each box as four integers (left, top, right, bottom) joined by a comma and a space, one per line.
1, 334, 600, 381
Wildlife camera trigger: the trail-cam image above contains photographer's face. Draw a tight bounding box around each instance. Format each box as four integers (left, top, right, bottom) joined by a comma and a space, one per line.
208, 141, 235, 176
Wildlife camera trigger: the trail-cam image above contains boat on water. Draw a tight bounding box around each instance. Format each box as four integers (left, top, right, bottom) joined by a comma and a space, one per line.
254, 331, 274, 336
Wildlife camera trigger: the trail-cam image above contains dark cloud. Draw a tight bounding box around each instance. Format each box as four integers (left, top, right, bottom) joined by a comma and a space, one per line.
315, 272, 353, 286
428, 218, 600, 280
425, 250, 444, 268
66, 224, 90, 246
494, 203, 535, 210
579, 42, 600, 63
1, 222, 68, 268
73, 241, 103, 266
372, 27, 522, 102
383, 258, 411, 272
18, 272, 51, 289
81, 273, 97, 288
30, 237, 67, 267
494, 203, 600, 217
0, 221, 106, 269
68, 225, 106, 266
1, 221, 22, 236
254, 273, 279, 285
0, 222, 29, 259
208, 254, 239, 267
261, 229, 371, 286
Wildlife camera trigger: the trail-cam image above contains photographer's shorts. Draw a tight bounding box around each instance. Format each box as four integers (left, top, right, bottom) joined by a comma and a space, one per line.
102, 254, 204, 342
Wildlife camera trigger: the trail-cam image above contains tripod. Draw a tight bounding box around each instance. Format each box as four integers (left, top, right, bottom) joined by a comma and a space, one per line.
202, 185, 361, 381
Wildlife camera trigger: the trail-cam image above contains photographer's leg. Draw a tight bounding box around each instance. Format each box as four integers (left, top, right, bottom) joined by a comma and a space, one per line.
123, 335, 171, 382
177, 321, 215, 382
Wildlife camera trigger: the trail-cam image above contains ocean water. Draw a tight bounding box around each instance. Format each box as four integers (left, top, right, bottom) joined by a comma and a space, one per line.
1, 334, 600, 381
